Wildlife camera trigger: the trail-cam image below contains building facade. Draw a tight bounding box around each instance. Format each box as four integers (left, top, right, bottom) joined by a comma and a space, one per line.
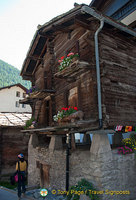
0, 84, 31, 113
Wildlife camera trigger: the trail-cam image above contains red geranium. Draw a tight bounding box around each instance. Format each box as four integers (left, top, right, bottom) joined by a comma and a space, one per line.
67, 52, 74, 57
58, 60, 63, 63
58, 52, 79, 71
61, 56, 65, 60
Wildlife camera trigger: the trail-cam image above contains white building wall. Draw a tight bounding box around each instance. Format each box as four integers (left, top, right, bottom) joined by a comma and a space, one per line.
0, 86, 31, 112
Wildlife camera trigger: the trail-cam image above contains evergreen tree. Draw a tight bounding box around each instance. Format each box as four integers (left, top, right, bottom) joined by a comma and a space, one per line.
0, 59, 31, 89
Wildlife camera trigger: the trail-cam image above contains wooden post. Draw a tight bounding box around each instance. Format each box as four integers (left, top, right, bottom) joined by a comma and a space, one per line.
71, 133, 76, 150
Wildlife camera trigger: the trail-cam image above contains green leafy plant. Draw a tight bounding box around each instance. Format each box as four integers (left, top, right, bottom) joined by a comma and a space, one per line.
0, 181, 17, 190
24, 117, 36, 129
66, 179, 100, 200
58, 52, 79, 71
53, 106, 78, 122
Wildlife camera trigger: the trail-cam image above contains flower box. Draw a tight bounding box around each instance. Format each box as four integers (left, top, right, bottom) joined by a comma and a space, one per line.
53, 107, 84, 125
55, 60, 91, 81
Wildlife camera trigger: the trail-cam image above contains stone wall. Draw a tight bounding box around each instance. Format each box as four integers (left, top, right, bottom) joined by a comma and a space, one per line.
28, 133, 136, 200
0, 127, 29, 180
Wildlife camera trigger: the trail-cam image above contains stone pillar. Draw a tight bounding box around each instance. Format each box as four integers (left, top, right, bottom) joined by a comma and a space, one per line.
49, 135, 63, 151
28, 133, 40, 186
89, 132, 112, 200
90, 132, 111, 155
30, 132, 39, 148
83, 133, 91, 144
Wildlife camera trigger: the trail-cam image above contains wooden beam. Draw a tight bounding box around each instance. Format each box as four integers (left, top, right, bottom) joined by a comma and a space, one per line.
41, 8, 81, 33
32, 38, 49, 75
75, 17, 91, 29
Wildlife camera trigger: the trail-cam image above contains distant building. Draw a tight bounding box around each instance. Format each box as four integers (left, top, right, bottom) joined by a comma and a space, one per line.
0, 83, 31, 113
0, 112, 31, 180
90, 0, 136, 29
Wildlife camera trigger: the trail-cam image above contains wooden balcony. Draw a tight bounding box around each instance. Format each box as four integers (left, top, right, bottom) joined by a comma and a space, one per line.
21, 118, 99, 135
19, 89, 55, 104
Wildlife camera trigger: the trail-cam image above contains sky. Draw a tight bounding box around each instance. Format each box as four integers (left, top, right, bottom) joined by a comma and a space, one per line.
0, 0, 92, 70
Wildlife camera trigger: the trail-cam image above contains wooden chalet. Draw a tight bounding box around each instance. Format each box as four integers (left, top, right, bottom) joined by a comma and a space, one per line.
20, 4, 136, 195
21, 4, 136, 134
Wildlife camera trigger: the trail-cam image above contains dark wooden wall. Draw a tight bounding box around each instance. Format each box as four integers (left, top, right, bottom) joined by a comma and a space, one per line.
33, 22, 136, 129
0, 127, 29, 180
100, 28, 136, 127
33, 25, 99, 126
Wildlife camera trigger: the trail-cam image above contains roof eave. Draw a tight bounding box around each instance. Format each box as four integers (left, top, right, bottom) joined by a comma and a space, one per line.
20, 5, 136, 79
81, 6, 136, 37
20, 5, 84, 78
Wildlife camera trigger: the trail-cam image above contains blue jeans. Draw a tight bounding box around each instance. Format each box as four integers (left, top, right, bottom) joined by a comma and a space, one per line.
17, 171, 26, 197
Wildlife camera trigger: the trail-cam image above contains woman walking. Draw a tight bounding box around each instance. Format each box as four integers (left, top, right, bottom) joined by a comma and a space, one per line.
16, 153, 27, 200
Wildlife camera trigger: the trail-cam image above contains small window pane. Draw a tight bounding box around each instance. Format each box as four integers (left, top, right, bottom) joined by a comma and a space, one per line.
15, 101, 20, 107
16, 91, 20, 97
22, 104, 26, 108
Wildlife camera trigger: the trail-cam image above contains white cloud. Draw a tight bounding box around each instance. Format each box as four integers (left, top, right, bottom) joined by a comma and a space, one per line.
0, 0, 91, 69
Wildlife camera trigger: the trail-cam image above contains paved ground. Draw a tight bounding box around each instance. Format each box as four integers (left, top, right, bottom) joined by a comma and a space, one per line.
0, 186, 67, 200
0, 187, 30, 200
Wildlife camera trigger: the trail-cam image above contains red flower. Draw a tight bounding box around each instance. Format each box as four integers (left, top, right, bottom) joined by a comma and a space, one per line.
61, 56, 65, 60
74, 107, 78, 110
58, 60, 63, 63
67, 52, 74, 57
61, 107, 65, 110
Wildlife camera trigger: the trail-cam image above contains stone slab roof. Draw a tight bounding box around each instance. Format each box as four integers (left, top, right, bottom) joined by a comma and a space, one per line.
0, 113, 31, 127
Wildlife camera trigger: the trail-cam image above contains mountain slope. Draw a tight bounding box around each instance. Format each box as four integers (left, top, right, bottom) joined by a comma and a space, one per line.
0, 59, 31, 89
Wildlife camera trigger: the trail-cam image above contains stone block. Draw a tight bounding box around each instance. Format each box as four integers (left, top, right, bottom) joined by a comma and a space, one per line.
29, 133, 39, 148
90, 133, 111, 155
49, 135, 63, 151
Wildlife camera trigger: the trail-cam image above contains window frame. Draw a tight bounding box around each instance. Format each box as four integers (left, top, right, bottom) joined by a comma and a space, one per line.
16, 91, 20, 97
15, 101, 20, 107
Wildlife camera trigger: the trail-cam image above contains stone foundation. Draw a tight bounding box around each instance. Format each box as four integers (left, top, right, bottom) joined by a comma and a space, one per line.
28, 133, 136, 200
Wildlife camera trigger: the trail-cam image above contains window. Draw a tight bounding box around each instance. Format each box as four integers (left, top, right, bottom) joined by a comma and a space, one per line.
22, 104, 26, 108
16, 91, 20, 97
15, 101, 20, 107
23, 93, 26, 98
